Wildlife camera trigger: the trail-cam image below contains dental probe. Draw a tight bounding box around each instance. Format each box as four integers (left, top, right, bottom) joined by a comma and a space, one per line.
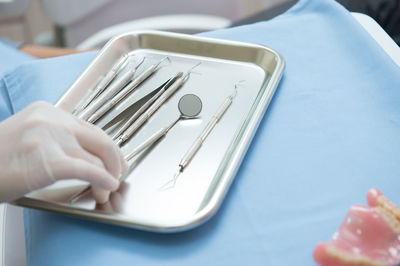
78, 68, 136, 121
116, 62, 201, 146
179, 88, 236, 170
73, 54, 132, 115
87, 57, 169, 123
112, 72, 183, 141
163, 87, 238, 189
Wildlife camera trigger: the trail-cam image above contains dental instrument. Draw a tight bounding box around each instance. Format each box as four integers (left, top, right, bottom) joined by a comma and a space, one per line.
87, 57, 170, 123
124, 94, 202, 161
162, 86, 238, 189
112, 72, 183, 141
72, 53, 133, 115
102, 79, 170, 130
115, 62, 201, 146
78, 68, 136, 121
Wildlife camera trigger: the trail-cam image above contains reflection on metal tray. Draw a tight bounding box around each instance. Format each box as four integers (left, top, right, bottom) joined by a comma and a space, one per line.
14, 30, 284, 232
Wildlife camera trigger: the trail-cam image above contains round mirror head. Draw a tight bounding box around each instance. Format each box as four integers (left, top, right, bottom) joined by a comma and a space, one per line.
178, 94, 202, 118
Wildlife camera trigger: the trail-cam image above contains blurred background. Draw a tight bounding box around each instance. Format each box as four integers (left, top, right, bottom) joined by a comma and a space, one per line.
0, 0, 291, 49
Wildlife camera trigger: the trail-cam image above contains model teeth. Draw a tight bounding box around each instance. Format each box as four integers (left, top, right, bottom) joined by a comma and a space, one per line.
325, 246, 384, 266
378, 195, 400, 222
314, 189, 400, 266
374, 206, 400, 234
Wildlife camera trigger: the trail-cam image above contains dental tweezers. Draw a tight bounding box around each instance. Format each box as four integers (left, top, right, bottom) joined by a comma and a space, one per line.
112, 72, 183, 142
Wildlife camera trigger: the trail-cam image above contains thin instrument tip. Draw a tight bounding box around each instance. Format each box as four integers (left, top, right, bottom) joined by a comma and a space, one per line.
158, 168, 182, 191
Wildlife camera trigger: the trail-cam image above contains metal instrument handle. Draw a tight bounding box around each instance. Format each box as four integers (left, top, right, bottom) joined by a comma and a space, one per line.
125, 126, 168, 161
87, 65, 157, 123
178, 95, 233, 171
118, 76, 185, 144
78, 69, 134, 121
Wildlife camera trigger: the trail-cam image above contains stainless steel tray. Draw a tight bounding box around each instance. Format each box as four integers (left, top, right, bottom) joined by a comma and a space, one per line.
15, 30, 284, 232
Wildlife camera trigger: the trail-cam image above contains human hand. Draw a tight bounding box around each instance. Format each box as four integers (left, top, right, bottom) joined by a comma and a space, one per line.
0, 101, 128, 203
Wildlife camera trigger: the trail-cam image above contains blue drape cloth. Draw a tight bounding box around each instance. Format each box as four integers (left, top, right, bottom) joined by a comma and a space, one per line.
0, 0, 399, 265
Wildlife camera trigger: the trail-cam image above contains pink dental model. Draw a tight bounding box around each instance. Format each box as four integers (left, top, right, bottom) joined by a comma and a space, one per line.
313, 188, 400, 266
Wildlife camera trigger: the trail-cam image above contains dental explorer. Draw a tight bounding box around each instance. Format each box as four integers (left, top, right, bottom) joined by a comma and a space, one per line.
163, 86, 238, 189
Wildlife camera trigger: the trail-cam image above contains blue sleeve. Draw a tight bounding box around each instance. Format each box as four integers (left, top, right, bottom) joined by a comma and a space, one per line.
0, 41, 34, 120
17, 0, 400, 265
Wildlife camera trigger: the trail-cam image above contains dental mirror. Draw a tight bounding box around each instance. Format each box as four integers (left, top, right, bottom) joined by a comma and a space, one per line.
178, 94, 202, 118
124, 94, 202, 161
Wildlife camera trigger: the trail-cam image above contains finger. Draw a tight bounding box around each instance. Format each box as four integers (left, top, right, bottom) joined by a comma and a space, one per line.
118, 181, 129, 195
94, 199, 113, 213
77, 118, 127, 174
109, 190, 124, 212
119, 151, 129, 174
74, 121, 122, 178
64, 146, 105, 170
52, 158, 119, 191
92, 187, 111, 204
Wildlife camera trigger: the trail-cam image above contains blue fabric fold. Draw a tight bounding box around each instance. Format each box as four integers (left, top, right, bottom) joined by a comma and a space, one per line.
5, 52, 97, 114
3, 0, 398, 265
0, 42, 33, 76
